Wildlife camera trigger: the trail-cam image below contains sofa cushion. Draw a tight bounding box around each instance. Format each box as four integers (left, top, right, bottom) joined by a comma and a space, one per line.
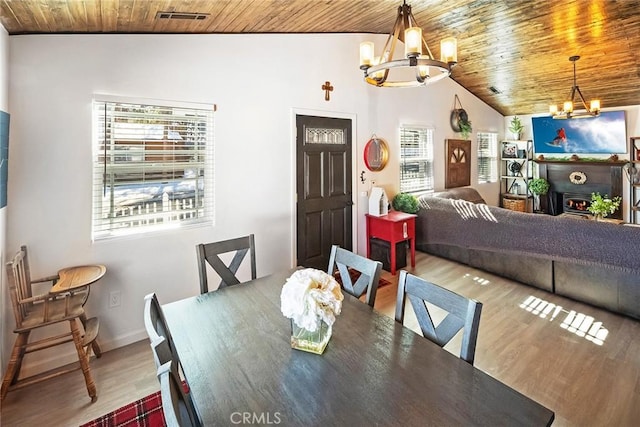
416, 196, 640, 271
431, 187, 486, 204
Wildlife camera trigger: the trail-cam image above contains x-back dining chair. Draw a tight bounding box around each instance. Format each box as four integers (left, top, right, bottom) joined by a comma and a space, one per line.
395, 270, 483, 365
157, 359, 201, 427
143, 292, 179, 369
144, 293, 202, 427
1, 245, 100, 402
196, 234, 256, 294
328, 245, 382, 307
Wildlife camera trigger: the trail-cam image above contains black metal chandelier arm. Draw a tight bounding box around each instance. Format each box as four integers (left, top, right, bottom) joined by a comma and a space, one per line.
573, 86, 591, 110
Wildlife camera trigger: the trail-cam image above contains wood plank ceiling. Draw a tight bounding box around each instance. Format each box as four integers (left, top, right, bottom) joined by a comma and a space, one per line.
1, 0, 639, 116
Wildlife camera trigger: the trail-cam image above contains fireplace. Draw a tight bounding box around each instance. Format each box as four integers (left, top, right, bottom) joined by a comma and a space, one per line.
563, 193, 591, 215
536, 160, 624, 220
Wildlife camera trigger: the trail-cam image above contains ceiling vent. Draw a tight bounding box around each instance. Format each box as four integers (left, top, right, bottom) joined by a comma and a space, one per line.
156, 11, 210, 20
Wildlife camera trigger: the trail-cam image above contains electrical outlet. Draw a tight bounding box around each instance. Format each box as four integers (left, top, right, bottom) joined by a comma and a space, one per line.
109, 291, 121, 308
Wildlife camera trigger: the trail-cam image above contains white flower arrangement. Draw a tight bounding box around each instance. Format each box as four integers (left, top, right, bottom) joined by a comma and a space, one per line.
280, 268, 344, 332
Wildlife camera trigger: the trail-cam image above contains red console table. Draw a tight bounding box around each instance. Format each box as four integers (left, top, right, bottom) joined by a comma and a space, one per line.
365, 211, 416, 275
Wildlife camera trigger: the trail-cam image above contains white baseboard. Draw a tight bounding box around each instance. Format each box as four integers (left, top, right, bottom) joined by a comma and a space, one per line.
16, 329, 148, 379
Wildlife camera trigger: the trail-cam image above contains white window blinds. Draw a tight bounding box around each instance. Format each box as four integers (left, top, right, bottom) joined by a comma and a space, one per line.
92, 97, 215, 240
400, 126, 434, 193
477, 132, 498, 183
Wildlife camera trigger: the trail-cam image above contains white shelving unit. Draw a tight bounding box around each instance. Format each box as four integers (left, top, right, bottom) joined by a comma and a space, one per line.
500, 140, 533, 212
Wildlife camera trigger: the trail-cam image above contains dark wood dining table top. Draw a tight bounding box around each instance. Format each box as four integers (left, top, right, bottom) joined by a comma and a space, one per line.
162, 268, 554, 426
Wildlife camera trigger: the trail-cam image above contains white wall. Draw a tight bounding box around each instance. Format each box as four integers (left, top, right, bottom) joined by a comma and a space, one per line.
7, 33, 504, 373
0, 23, 8, 379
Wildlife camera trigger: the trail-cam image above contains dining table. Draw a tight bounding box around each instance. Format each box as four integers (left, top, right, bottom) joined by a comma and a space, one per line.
162, 268, 555, 426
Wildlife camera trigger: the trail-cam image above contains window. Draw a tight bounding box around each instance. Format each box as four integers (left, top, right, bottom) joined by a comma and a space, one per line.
477, 132, 498, 183
92, 96, 214, 240
400, 126, 434, 193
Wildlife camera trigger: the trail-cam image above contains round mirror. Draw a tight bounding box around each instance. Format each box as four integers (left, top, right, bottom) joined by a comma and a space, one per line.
364, 137, 389, 171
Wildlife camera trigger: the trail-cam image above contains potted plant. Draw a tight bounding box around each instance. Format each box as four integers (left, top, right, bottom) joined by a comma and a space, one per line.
587, 192, 621, 220
509, 116, 524, 140
459, 119, 472, 140
528, 178, 549, 212
392, 192, 420, 214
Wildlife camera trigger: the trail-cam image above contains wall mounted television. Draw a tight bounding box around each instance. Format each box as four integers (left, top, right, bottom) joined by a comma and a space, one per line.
531, 110, 627, 154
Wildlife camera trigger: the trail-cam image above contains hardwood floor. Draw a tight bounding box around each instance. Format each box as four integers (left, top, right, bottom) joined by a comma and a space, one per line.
1, 251, 638, 426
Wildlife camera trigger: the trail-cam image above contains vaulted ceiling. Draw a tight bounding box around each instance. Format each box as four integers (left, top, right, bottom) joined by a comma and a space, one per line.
1, 0, 639, 116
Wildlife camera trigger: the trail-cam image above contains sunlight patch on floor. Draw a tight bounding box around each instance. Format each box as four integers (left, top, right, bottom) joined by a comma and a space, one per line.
463, 273, 491, 286
519, 296, 608, 345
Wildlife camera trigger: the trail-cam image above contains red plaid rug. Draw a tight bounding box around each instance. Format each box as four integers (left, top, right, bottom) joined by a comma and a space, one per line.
80, 390, 165, 427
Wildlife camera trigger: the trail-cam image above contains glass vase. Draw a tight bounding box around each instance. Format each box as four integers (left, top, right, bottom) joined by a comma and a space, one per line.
290, 319, 332, 355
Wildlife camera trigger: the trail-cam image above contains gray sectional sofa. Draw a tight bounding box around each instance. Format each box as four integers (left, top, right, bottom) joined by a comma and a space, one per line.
415, 187, 640, 320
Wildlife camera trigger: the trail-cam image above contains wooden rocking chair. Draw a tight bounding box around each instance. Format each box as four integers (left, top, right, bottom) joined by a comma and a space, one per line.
0, 246, 100, 402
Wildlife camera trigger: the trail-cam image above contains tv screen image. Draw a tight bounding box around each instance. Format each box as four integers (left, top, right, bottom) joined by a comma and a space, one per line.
531, 110, 626, 154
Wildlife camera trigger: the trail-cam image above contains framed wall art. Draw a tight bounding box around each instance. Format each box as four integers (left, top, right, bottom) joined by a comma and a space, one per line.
502, 143, 518, 158
364, 136, 389, 171
532, 110, 626, 154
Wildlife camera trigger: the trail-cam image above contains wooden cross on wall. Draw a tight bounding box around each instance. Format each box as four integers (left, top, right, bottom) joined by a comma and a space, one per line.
322, 81, 333, 101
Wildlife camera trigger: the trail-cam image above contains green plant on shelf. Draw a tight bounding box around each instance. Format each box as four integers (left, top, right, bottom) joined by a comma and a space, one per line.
509, 116, 524, 139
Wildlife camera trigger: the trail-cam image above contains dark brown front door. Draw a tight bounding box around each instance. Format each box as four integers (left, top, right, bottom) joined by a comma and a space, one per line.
296, 115, 353, 269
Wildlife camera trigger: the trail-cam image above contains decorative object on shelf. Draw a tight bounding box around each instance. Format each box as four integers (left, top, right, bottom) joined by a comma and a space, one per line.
537, 154, 545, 161
502, 196, 526, 212
509, 116, 524, 140
587, 192, 621, 220
569, 171, 587, 185
450, 94, 470, 133
570, 154, 580, 161
392, 192, 420, 214
502, 143, 517, 158
529, 178, 550, 212
549, 56, 601, 119
608, 154, 619, 162
624, 162, 639, 184
508, 161, 522, 176
281, 268, 344, 355
358, 1, 457, 88
322, 81, 333, 101
445, 139, 471, 189
363, 135, 389, 171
